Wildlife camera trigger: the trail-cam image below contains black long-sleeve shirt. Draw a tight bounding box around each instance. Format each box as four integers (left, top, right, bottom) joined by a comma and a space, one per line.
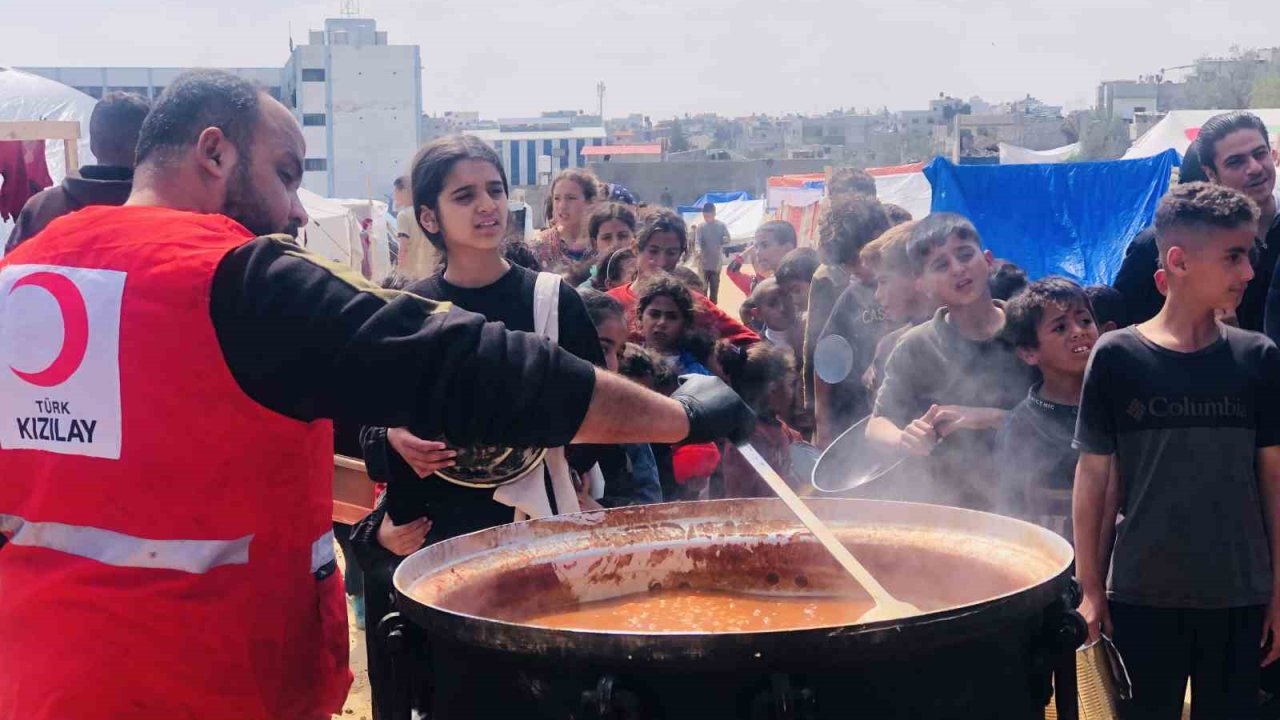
209, 236, 597, 447
1117, 218, 1280, 332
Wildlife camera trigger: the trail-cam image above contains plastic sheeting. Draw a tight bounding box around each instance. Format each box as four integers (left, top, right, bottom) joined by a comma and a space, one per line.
998, 142, 1081, 165
678, 191, 753, 213
767, 165, 932, 218
925, 150, 1179, 285
874, 170, 932, 221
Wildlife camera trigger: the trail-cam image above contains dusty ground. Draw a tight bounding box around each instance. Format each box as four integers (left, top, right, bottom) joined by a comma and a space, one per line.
334, 542, 373, 720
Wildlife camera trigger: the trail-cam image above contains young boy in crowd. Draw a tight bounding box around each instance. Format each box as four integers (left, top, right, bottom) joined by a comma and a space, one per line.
774, 247, 821, 314
1084, 284, 1127, 334
808, 194, 892, 446
1074, 183, 1280, 719
726, 220, 799, 294
867, 213, 1034, 509
995, 278, 1099, 538
746, 278, 800, 353
857, 221, 935, 398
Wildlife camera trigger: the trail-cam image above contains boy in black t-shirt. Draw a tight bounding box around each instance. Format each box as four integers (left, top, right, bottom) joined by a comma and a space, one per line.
868, 213, 1034, 510
1075, 183, 1280, 719
995, 277, 1099, 537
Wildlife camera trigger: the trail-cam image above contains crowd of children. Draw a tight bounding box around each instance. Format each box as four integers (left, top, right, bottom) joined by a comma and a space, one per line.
350, 110, 1280, 718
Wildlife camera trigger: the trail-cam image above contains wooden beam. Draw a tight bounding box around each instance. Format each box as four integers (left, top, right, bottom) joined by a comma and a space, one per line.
63, 139, 80, 178
0, 121, 81, 142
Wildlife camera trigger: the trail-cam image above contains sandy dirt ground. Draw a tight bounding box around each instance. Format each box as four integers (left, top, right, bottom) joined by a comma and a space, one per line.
334, 543, 373, 720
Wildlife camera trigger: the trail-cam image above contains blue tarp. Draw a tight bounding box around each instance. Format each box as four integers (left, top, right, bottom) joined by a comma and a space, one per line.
925, 150, 1180, 285
677, 191, 753, 214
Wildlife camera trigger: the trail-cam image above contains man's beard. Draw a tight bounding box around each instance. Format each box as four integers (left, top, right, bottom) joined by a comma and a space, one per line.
222, 158, 299, 238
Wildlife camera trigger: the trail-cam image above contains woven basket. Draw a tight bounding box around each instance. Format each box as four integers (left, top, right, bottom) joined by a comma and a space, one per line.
1046, 637, 1131, 720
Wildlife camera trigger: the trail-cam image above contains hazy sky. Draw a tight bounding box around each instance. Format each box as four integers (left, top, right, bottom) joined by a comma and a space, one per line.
4, 0, 1276, 119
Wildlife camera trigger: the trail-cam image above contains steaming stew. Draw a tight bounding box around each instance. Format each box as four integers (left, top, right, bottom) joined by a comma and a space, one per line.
517, 589, 876, 633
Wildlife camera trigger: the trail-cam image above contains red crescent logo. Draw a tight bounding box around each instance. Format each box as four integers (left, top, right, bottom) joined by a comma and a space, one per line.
8, 271, 90, 387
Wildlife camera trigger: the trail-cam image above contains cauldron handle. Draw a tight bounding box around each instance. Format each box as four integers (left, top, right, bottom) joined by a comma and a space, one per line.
378, 611, 420, 720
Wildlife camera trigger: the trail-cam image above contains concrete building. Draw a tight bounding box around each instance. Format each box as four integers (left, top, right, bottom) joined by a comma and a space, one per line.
25, 15, 423, 199
21, 66, 283, 102
800, 113, 876, 150
1097, 80, 1160, 123
282, 17, 423, 197
472, 115, 605, 187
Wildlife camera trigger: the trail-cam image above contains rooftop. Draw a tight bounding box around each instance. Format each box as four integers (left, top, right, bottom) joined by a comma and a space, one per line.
582, 144, 663, 157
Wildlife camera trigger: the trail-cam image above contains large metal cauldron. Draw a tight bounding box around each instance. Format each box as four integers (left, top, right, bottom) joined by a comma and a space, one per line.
385, 499, 1083, 720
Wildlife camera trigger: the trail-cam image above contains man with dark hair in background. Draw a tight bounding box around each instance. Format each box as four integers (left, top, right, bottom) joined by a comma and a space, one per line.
0, 68, 752, 720
1116, 114, 1280, 332
5, 91, 151, 253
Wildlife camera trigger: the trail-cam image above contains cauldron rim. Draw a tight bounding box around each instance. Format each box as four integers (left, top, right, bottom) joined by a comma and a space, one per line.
391, 498, 1073, 665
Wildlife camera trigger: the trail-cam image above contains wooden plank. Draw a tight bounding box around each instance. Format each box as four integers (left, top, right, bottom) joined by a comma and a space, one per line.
63, 139, 79, 178
335, 454, 367, 472
0, 121, 81, 142
333, 454, 376, 524
333, 500, 373, 526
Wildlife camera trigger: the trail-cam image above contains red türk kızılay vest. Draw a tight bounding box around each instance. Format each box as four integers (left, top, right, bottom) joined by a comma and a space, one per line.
0, 205, 350, 720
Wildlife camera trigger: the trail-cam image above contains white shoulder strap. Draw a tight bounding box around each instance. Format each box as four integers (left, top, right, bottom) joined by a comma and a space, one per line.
533, 271, 561, 343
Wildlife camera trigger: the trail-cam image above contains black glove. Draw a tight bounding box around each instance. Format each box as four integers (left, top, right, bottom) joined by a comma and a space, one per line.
672, 374, 756, 444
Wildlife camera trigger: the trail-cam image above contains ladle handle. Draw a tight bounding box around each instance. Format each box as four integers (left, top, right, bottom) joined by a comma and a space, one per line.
736, 443, 896, 604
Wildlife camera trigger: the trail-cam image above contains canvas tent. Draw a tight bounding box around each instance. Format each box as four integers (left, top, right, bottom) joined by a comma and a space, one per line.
297, 189, 394, 284
998, 142, 1080, 164
1123, 109, 1280, 159
769, 163, 932, 248
0, 67, 98, 245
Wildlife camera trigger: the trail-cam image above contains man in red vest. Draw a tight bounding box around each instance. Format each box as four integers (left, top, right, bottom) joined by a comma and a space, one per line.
0, 70, 752, 720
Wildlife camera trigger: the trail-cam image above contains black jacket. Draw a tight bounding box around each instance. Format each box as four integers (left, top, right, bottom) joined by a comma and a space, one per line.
5, 166, 134, 253
1115, 218, 1280, 332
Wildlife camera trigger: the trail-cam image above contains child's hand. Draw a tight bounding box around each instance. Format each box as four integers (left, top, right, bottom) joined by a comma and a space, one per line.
387, 427, 458, 478
900, 405, 942, 456
1262, 594, 1280, 666
1080, 586, 1112, 645
376, 513, 432, 556
931, 406, 1006, 435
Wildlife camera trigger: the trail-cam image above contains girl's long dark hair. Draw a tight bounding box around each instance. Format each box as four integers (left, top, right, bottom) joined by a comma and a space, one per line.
410, 134, 509, 250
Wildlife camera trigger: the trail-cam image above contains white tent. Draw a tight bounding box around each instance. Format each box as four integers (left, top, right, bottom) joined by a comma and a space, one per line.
1123, 109, 1280, 159
297, 189, 391, 282
0, 67, 99, 244
998, 142, 1081, 164
331, 197, 392, 283
873, 169, 932, 220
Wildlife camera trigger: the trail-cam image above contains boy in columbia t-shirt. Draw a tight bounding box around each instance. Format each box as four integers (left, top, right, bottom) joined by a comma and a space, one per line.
1074, 182, 1280, 719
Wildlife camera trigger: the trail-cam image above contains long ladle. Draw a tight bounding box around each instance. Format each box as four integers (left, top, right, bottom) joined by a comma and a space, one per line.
736, 442, 920, 622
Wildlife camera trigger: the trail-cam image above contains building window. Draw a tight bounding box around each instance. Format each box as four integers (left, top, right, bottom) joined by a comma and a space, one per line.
301, 68, 325, 82
302, 114, 327, 127
153, 86, 167, 99
304, 158, 328, 172
266, 86, 282, 101
74, 86, 103, 99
